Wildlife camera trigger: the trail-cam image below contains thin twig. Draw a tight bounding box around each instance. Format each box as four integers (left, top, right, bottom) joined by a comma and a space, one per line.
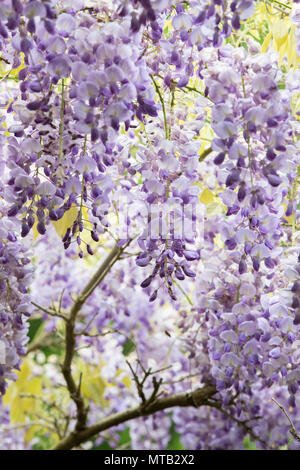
31, 301, 68, 321
150, 74, 169, 139
272, 398, 300, 442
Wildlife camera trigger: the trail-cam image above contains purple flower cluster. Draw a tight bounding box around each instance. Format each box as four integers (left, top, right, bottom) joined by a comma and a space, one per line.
0, 209, 33, 396
200, 44, 298, 274
143, 0, 257, 89
173, 236, 300, 444
0, 0, 157, 253
173, 383, 299, 449
136, 172, 201, 301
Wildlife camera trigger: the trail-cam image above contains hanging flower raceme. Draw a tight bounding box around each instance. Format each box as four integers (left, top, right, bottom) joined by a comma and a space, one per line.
0, 208, 33, 396
128, 107, 204, 301
200, 44, 299, 274
142, 0, 257, 90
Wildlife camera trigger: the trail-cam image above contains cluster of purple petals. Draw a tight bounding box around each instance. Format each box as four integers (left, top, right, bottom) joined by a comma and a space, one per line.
173, 384, 300, 449
122, 0, 257, 41
0, 210, 33, 396
199, 44, 299, 275
136, 173, 202, 301
174, 238, 300, 448
143, 0, 257, 88
0, 0, 157, 253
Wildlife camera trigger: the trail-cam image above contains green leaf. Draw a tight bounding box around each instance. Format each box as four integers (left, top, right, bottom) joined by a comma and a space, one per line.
41, 343, 63, 359
122, 339, 136, 356
243, 435, 258, 450
28, 318, 43, 343
167, 421, 185, 450
92, 440, 114, 450
33, 431, 55, 450
117, 427, 131, 449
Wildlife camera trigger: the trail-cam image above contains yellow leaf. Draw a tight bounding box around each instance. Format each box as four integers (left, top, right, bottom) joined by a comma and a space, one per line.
3, 359, 42, 425
261, 32, 272, 53
290, 92, 300, 122
121, 375, 131, 389
249, 29, 260, 41
51, 203, 78, 238
278, 41, 289, 67
81, 375, 108, 406
272, 19, 290, 51
286, 27, 300, 70
32, 217, 40, 240
206, 200, 226, 217
78, 363, 109, 407
199, 188, 214, 205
